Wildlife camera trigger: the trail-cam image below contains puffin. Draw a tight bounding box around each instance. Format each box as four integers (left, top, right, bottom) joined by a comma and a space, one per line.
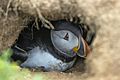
11, 19, 95, 71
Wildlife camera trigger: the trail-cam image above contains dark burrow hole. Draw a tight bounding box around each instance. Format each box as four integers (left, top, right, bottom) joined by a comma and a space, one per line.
10, 17, 96, 73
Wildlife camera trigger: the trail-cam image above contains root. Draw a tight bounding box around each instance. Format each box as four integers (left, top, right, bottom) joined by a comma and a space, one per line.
5, 0, 13, 20
28, 0, 54, 29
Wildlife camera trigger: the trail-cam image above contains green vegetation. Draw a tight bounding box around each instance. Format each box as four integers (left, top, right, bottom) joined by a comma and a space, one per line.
0, 49, 46, 80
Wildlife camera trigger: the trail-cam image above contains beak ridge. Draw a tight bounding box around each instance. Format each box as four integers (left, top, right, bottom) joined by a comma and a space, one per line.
72, 36, 91, 57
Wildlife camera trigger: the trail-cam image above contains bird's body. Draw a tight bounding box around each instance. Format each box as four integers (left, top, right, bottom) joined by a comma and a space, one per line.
11, 20, 95, 71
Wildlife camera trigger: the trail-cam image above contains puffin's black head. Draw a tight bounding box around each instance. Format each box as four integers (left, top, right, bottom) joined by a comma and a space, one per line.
51, 20, 81, 57
51, 20, 93, 58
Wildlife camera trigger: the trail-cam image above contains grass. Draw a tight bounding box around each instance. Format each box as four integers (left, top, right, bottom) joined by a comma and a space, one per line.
0, 49, 47, 80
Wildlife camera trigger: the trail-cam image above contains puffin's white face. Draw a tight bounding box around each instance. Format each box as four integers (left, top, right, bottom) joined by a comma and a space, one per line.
51, 30, 79, 56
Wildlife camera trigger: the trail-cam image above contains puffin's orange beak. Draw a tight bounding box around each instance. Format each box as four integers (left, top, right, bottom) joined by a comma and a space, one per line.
83, 39, 91, 55
72, 37, 91, 57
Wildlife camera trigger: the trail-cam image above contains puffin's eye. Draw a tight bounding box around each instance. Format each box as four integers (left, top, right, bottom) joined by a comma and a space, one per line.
63, 33, 69, 41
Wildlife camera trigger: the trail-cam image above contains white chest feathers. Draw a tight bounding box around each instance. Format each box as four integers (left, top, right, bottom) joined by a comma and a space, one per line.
21, 47, 76, 71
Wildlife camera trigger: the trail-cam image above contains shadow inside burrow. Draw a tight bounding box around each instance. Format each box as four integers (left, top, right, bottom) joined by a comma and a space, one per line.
10, 16, 97, 73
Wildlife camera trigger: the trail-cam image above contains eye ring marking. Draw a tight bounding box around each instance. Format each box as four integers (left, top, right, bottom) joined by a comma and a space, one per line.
63, 33, 69, 41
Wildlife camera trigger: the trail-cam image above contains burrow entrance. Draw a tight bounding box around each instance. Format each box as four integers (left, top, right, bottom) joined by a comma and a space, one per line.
10, 17, 96, 73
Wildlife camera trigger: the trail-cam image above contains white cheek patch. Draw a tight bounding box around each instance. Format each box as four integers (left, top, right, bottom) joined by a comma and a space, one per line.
51, 30, 79, 53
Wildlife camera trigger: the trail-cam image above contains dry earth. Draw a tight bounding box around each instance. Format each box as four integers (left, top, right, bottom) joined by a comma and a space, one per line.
0, 0, 120, 80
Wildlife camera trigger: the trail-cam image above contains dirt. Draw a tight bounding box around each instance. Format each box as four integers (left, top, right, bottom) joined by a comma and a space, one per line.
0, 0, 120, 80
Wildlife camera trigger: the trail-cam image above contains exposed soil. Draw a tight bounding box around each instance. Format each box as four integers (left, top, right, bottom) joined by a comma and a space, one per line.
0, 0, 120, 80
